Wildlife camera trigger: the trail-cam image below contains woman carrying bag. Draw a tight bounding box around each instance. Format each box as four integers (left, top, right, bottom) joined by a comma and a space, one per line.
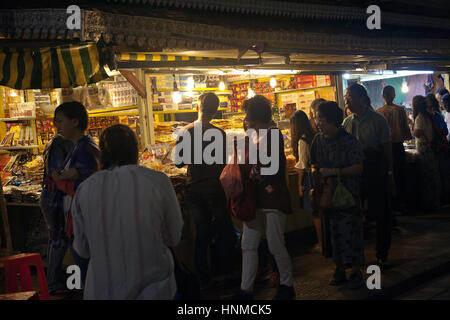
309, 101, 365, 289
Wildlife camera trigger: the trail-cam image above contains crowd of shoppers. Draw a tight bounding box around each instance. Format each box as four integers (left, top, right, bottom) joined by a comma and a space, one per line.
40, 79, 450, 299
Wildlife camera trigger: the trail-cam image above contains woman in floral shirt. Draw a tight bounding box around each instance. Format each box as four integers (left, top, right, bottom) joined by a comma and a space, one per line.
310, 101, 365, 289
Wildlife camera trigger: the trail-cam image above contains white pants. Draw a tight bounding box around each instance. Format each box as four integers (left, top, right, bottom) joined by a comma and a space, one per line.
241, 209, 293, 292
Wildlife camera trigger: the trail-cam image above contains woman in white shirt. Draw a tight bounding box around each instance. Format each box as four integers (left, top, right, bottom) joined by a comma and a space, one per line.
412, 95, 440, 210
71, 124, 183, 299
290, 110, 319, 250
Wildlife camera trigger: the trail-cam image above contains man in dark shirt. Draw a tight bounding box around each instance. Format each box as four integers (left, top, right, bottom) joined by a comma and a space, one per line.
175, 92, 235, 289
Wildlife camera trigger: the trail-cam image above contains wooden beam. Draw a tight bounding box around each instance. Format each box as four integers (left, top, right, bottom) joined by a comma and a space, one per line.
119, 70, 146, 98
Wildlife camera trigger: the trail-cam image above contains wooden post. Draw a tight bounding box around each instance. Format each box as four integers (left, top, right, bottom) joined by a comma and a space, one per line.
144, 73, 155, 145
136, 69, 150, 148
0, 179, 13, 257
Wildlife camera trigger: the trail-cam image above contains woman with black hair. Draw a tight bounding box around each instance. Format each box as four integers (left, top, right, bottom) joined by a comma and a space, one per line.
413, 95, 441, 210
230, 95, 295, 300
290, 110, 321, 251
310, 101, 365, 289
71, 124, 183, 299
50, 101, 99, 288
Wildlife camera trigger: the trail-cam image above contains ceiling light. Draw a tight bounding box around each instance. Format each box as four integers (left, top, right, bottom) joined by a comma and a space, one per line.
172, 74, 182, 104
187, 76, 194, 89
248, 88, 255, 98
270, 77, 277, 88
401, 78, 409, 93
343, 73, 350, 80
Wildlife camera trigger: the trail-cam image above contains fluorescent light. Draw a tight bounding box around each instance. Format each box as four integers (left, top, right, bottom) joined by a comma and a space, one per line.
360, 70, 433, 82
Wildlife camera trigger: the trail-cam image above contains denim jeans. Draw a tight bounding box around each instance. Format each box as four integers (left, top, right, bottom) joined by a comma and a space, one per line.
186, 192, 235, 286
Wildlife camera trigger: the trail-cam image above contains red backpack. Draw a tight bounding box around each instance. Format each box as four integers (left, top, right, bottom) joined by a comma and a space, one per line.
220, 139, 255, 222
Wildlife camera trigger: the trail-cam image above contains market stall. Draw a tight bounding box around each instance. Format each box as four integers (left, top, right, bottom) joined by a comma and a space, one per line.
0, 58, 340, 255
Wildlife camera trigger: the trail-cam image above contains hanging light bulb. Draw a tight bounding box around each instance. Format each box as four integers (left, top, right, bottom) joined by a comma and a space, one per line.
172, 74, 182, 104
187, 76, 194, 89
270, 76, 277, 88
219, 81, 226, 91
401, 78, 409, 93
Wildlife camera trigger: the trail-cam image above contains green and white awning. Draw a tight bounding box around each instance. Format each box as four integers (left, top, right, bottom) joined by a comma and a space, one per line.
0, 42, 109, 89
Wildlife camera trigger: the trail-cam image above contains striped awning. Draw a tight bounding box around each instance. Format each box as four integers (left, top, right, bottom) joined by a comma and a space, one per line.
0, 42, 109, 89
116, 53, 223, 62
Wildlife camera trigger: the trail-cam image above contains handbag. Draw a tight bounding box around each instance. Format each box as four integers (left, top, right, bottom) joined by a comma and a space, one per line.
220, 139, 256, 222
309, 173, 333, 211
332, 169, 355, 209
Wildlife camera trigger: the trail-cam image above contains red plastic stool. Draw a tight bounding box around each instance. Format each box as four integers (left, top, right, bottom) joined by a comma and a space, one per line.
0, 253, 50, 300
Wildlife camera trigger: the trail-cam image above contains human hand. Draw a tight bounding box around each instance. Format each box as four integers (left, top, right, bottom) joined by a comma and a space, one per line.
51, 169, 62, 182
319, 168, 337, 178
298, 185, 305, 197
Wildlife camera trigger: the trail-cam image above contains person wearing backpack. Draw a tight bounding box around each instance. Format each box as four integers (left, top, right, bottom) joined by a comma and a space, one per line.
228, 95, 295, 300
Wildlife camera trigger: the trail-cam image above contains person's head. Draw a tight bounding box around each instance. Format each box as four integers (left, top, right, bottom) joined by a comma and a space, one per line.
317, 101, 343, 136
442, 93, 450, 113
436, 88, 449, 108
310, 98, 326, 120
425, 93, 440, 113
243, 95, 272, 130
290, 110, 315, 161
382, 85, 396, 105
198, 92, 220, 121
53, 101, 88, 140
99, 124, 138, 170
345, 83, 371, 114
412, 95, 428, 120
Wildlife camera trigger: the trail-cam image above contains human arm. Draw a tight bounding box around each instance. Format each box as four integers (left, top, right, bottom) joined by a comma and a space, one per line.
319, 163, 363, 178
401, 109, 413, 141
294, 139, 310, 197
71, 184, 90, 259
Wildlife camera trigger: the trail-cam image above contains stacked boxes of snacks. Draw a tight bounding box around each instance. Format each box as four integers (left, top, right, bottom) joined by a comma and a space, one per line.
0, 124, 35, 147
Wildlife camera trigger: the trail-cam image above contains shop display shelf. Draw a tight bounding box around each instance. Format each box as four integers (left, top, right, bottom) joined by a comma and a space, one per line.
0, 117, 36, 122
153, 107, 228, 114
274, 85, 333, 94
0, 145, 39, 150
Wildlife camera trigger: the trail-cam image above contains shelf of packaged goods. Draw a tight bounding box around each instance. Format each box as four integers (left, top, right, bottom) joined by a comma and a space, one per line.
6, 202, 40, 207
0, 145, 39, 150
273, 85, 333, 94
0, 117, 36, 122
156, 88, 232, 94
153, 107, 229, 114
88, 105, 139, 114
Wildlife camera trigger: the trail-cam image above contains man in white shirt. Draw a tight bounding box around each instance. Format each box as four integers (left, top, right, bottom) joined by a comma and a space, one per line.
72, 125, 183, 299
